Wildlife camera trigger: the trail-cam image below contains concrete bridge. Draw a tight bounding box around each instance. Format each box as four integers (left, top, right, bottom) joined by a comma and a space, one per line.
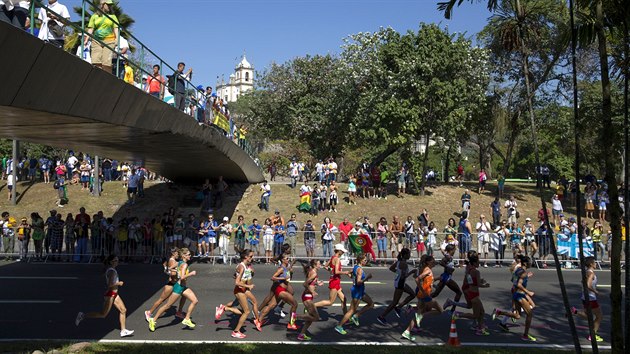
0, 21, 263, 183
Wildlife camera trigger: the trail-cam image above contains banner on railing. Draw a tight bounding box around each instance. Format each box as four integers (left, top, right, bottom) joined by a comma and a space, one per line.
557, 233, 593, 258
213, 110, 230, 132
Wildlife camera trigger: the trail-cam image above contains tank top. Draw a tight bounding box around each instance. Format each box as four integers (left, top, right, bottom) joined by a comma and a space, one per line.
394, 260, 407, 287
442, 254, 455, 275
581, 269, 598, 301
276, 265, 290, 285
513, 267, 528, 292
421, 269, 433, 295
462, 264, 478, 291
352, 264, 365, 288
459, 219, 470, 238
105, 267, 119, 287
304, 270, 319, 295
240, 262, 254, 282
329, 255, 341, 281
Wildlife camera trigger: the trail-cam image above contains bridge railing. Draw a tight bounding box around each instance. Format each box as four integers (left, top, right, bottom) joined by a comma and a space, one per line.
28, 0, 258, 161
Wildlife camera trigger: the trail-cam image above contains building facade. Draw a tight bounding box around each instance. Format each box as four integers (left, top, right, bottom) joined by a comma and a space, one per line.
215, 55, 254, 103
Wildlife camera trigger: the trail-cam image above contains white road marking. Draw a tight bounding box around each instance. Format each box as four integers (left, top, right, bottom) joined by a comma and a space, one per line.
0, 276, 78, 280
0, 300, 62, 304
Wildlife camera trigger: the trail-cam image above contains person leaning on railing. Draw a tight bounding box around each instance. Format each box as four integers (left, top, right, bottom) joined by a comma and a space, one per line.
37, 0, 70, 49
84, 0, 118, 73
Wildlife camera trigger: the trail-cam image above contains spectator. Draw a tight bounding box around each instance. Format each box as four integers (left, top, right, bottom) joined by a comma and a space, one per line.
74, 207, 90, 262
2, 212, 16, 259
541, 164, 551, 188
458, 212, 472, 263
320, 216, 336, 258
6, 171, 14, 201
112, 33, 129, 78
146, 64, 165, 99
389, 215, 402, 259
456, 163, 464, 187
289, 159, 299, 188
396, 166, 406, 197
37, 0, 70, 49
497, 173, 505, 198
54, 172, 67, 207
31, 212, 45, 260
418, 208, 429, 228
461, 189, 471, 213
338, 217, 353, 256
273, 219, 285, 258
504, 195, 518, 224
478, 168, 487, 194
490, 197, 501, 228
259, 180, 270, 211
551, 194, 563, 227
476, 214, 491, 267
404, 215, 415, 250
0, 0, 28, 29
39, 155, 51, 184
310, 183, 320, 216
233, 215, 247, 255
375, 217, 388, 266
127, 168, 139, 205
122, 59, 134, 84
173, 62, 192, 111
84, 0, 119, 73
247, 218, 262, 259
536, 222, 550, 268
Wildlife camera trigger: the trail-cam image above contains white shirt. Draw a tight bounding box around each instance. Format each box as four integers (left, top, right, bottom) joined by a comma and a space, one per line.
299, 184, 311, 193
7, 174, 15, 186
552, 198, 563, 211
113, 36, 129, 59
261, 183, 271, 197
67, 156, 78, 169
504, 200, 517, 215
37, 1, 70, 41
315, 163, 323, 173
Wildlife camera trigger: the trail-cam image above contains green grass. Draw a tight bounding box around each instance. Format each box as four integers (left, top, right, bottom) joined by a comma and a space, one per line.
0, 342, 584, 354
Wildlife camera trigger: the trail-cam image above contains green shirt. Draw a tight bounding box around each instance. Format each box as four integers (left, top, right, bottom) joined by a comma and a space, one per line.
87, 13, 119, 41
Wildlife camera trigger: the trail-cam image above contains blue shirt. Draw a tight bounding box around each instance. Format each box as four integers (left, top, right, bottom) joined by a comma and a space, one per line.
274, 225, 285, 243
248, 224, 262, 244
204, 220, 218, 237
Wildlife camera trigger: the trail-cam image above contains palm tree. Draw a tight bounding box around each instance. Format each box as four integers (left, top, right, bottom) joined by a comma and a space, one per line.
63, 0, 135, 53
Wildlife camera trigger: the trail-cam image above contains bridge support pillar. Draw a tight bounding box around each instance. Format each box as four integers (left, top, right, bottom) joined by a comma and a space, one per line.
11, 140, 19, 205
92, 155, 100, 197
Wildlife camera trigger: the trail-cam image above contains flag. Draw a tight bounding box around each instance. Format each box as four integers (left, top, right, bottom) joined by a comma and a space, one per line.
557, 233, 593, 259
297, 192, 311, 213
349, 232, 376, 259
489, 233, 500, 251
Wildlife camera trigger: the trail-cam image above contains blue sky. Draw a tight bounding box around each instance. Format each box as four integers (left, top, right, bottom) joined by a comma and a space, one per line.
64, 0, 491, 88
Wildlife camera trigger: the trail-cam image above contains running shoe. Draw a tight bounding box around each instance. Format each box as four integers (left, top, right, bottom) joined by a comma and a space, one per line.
443, 298, 454, 310
498, 323, 510, 332
521, 334, 537, 342
511, 317, 517, 323
588, 334, 604, 342
182, 318, 196, 328
491, 308, 499, 321
231, 331, 246, 339
287, 323, 298, 330
175, 311, 186, 319
570, 306, 578, 315
297, 333, 312, 341
350, 314, 359, 326
148, 318, 156, 332
290, 312, 297, 325
415, 313, 423, 325
401, 330, 416, 342
144, 310, 152, 322
120, 329, 134, 337
475, 327, 490, 336
75, 312, 84, 326
393, 307, 402, 318
254, 319, 262, 332
376, 316, 388, 325
215, 304, 225, 320
334, 325, 347, 335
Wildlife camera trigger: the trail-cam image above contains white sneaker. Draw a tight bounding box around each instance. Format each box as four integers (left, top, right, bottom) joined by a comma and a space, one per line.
75, 312, 84, 326
120, 329, 134, 337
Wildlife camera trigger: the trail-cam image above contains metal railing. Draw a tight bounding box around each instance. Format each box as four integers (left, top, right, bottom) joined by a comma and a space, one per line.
27, 0, 258, 161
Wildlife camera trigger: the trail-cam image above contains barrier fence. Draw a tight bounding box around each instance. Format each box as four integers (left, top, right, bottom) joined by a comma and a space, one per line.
27, 0, 258, 161
1, 227, 625, 269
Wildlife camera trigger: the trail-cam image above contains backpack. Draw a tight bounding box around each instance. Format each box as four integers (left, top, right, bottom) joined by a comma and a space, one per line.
166, 75, 175, 94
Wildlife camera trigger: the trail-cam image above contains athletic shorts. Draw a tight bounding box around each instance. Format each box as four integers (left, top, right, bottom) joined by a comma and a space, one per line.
440, 273, 452, 283
513, 292, 528, 302
274, 284, 288, 298
302, 292, 313, 302
234, 286, 247, 295
464, 290, 479, 303
173, 282, 187, 295
329, 278, 342, 291
351, 285, 365, 300
582, 300, 600, 309
103, 290, 118, 298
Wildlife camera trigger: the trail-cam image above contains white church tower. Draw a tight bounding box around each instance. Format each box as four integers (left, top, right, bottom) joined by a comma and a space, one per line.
216, 54, 254, 103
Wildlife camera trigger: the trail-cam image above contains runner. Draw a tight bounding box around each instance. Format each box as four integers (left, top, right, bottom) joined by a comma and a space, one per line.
75, 255, 134, 337
258, 244, 295, 319
451, 251, 491, 335
148, 248, 199, 331
569, 256, 603, 342
298, 259, 324, 341
492, 256, 536, 341
144, 248, 187, 321
314, 243, 350, 314
215, 249, 262, 338
376, 248, 417, 324
435, 244, 464, 313
259, 254, 298, 330
334, 254, 374, 335
401, 255, 443, 342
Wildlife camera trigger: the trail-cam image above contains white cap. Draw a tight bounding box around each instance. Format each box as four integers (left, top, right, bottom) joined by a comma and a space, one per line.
223, 216, 229, 221
334, 243, 348, 253
525, 217, 531, 221
355, 221, 362, 226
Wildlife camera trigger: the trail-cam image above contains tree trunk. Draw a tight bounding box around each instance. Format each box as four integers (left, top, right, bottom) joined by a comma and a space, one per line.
420, 131, 430, 196
595, 1, 625, 352
622, 9, 630, 348
370, 145, 399, 168
500, 109, 522, 177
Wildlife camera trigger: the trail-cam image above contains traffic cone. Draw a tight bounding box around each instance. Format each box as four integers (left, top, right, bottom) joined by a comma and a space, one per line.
446, 317, 461, 347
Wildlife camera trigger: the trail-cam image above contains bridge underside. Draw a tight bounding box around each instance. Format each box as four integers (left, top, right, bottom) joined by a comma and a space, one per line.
0, 21, 262, 183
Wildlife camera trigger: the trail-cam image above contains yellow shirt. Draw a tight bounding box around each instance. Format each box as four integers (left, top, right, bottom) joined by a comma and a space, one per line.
123, 65, 134, 84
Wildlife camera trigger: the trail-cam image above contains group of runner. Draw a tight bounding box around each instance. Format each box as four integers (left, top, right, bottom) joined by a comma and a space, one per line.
75, 243, 604, 343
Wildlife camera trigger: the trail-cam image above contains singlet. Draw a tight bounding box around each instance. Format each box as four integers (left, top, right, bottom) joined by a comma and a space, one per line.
105, 267, 119, 288
459, 219, 470, 238
513, 267, 528, 293
462, 264, 478, 292
581, 269, 598, 301
240, 262, 254, 282
352, 264, 366, 289
276, 265, 290, 287
329, 255, 341, 281
442, 254, 455, 275
420, 269, 433, 296
164, 257, 177, 279
176, 260, 189, 284
394, 260, 408, 288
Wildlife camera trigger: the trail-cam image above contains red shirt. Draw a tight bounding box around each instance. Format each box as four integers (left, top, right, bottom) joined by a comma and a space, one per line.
147, 75, 165, 94
338, 222, 353, 242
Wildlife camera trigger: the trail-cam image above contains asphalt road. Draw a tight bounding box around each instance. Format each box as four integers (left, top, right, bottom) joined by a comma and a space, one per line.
0, 260, 622, 347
